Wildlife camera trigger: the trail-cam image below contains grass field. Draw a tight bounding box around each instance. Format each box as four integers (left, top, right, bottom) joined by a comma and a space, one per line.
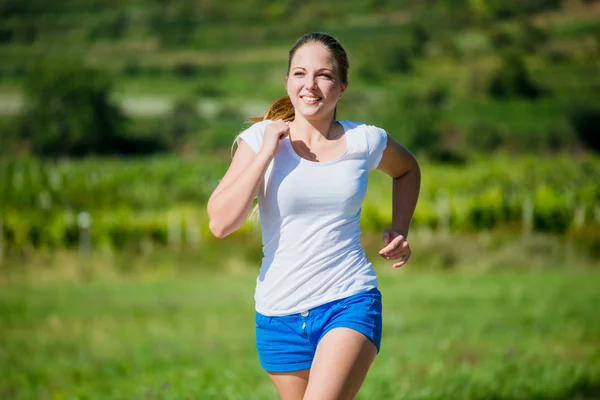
1, 265, 599, 399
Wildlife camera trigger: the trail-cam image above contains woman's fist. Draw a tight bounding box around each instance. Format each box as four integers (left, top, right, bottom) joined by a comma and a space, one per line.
259, 120, 290, 159
379, 229, 411, 268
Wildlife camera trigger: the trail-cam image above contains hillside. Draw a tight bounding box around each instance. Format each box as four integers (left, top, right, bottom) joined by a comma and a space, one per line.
1, 0, 599, 156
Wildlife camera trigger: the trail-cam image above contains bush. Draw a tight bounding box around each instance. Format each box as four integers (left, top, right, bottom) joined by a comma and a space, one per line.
162, 98, 206, 152
569, 106, 600, 153
150, 3, 198, 47
376, 87, 448, 154
172, 62, 199, 78
488, 53, 541, 100
19, 63, 127, 157
465, 122, 504, 152
122, 60, 142, 77
486, 19, 547, 54
354, 37, 415, 83
484, 0, 561, 19
85, 12, 130, 41
0, 118, 22, 156
390, 105, 440, 153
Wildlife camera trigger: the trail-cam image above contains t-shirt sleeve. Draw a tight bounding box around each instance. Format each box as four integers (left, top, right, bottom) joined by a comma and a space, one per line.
235, 120, 269, 153
366, 126, 389, 170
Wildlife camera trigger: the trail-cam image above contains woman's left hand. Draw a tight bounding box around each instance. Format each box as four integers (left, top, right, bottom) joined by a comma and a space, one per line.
379, 229, 411, 268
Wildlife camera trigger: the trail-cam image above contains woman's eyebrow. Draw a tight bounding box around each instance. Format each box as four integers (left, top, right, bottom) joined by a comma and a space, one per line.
291, 67, 334, 72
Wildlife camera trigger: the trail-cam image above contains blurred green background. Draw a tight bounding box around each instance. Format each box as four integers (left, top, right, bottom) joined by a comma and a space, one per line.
1, 0, 600, 399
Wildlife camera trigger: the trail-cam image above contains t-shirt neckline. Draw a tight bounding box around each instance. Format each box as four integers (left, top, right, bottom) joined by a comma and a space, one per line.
284, 120, 350, 166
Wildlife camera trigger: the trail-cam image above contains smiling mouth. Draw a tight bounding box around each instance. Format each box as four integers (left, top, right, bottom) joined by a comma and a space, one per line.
302, 96, 322, 104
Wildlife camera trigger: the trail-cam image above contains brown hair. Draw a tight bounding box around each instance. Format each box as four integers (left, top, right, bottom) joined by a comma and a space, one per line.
250, 32, 349, 123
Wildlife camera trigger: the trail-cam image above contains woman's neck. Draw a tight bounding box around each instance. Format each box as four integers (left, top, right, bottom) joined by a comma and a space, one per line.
290, 115, 337, 144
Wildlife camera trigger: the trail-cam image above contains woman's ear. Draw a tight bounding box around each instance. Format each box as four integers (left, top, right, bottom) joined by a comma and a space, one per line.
339, 82, 348, 98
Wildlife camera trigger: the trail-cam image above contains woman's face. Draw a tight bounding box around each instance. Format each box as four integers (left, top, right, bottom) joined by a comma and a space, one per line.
285, 43, 347, 121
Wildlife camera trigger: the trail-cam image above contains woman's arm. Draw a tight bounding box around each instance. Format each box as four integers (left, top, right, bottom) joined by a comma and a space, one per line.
377, 134, 421, 238
207, 120, 290, 238
207, 141, 271, 238
376, 134, 421, 267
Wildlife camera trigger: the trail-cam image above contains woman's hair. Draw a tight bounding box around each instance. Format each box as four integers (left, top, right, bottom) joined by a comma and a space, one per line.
250, 32, 349, 123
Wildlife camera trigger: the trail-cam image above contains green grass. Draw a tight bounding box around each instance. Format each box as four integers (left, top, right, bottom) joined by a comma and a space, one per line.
1, 267, 599, 399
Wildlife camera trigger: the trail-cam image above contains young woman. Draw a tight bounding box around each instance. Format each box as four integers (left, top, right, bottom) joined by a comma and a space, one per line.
207, 32, 421, 400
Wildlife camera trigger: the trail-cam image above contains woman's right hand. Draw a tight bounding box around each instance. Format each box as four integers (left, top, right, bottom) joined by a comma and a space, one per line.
259, 120, 290, 159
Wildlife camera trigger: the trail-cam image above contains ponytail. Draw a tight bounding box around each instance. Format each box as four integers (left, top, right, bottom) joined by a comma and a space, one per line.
250, 95, 295, 123
232, 95, 295, 157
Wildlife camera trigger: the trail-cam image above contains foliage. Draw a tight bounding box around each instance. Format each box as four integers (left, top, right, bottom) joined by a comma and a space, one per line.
1, 155, 599, 256
149, 2, 198, 46
488, 52, 541, 100
19, 64, 127, 156
372, 86, 448, 155
0, 155, 227, 211
471, 0, 562, 20
1, 0, 600, 156
569, 105, 600, 154
17, 63, 177, 156
161, 97, 207, 153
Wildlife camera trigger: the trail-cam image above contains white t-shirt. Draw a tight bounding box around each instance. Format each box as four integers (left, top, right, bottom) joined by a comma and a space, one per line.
236, 119, 388, 316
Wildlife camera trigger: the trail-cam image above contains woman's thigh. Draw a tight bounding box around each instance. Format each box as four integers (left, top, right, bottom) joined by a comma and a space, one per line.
305, 327, 378, 400
268, 369, 310, 400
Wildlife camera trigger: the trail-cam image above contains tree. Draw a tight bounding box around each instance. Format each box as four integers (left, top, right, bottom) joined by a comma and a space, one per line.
20, 63, 126, 157
569, 106, 600, 153
488, 53, 541, 99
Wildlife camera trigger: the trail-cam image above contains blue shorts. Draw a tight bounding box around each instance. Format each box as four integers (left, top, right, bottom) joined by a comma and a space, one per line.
255, 288, 383, 373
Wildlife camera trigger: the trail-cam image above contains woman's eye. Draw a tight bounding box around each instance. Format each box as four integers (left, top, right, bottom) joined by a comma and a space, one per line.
294, 72, 304, 76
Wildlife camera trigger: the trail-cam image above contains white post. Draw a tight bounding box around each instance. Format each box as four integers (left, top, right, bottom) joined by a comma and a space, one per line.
29, 160, 40, 186
168, 210, 182, 251
0, 216, 3, 265
436, 189, 451, 236
573, 202, 586, 229
39, 191, 52, 209
78, 211, 92, 257
522, 196, 534, 235
13, 166, 23, 190
186, 217, 201, 249
49, 169, 62, 191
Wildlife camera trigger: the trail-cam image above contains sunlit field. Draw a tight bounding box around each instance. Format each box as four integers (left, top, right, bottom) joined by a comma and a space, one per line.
2, 265, 599, 399
2, 1, 600, 399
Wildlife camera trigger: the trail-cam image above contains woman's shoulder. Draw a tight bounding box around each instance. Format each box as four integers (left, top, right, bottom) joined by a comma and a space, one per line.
236, 120, 271, 153
245, 119, 272, 133
340, 120, 387, 160
339, 120, 365, 131
340, 120, 387, 142
339, 121, 388, 169
240, 119, 273, 137
340, 120, 385, 133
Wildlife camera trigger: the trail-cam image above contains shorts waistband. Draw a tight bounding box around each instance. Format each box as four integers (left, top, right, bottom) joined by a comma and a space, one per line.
257, 287, 380, 319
